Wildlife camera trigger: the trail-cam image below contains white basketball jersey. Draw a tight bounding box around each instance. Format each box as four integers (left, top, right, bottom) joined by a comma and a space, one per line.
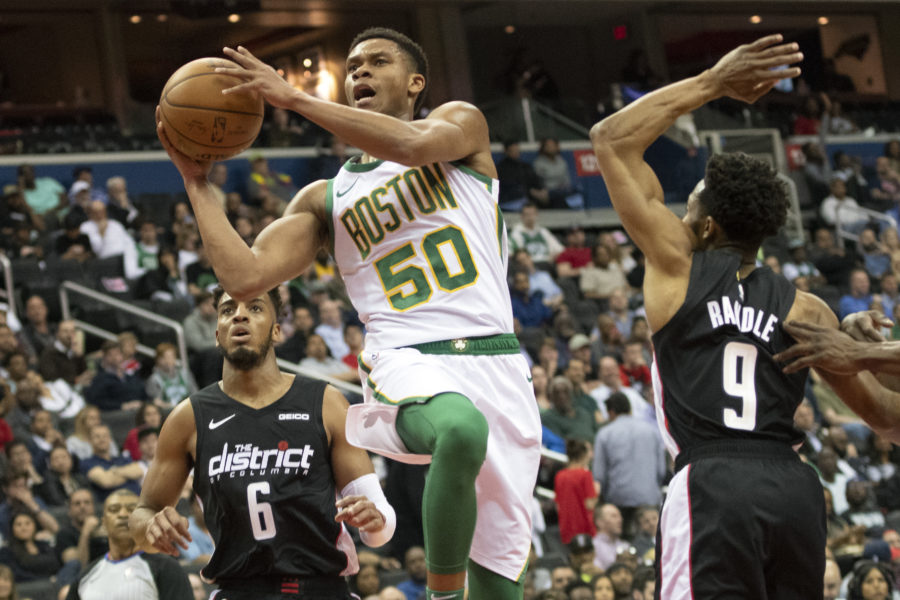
328, 158, 513, 351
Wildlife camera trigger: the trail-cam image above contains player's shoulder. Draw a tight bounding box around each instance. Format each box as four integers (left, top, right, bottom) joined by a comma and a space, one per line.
285, 179, 328, 217
787, 289, 839, 328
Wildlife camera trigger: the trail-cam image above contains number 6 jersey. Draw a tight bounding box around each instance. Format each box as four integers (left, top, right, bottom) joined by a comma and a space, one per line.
650, 249, 809, 459
328, 158, 513, 351
191, 376, 358, 582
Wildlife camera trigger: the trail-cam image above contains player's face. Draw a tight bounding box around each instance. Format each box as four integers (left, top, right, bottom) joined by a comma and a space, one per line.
345, 38, 423, 118
215, 292, 282, 371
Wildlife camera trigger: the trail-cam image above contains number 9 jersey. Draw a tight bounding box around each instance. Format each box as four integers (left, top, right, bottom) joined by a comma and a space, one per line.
650, 249, 809, 458
328, 158, 513, 351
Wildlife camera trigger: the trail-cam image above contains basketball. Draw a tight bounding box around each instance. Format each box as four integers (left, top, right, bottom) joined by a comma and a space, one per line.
159, 57, 264, 161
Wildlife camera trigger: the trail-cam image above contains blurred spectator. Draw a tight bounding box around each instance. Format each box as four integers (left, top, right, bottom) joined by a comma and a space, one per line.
68, 182, 92, 225
183, 292, 217, 353
185, 244, 218, 296
556, 226, 592, 279
845, 561, 893, 600
121, 403, 163, 461
550, 566, 577, 592
80, 201, 142, 279
298, 334, 357, 382
0, 185, 44, 237
823, 559, 841, 600
21, 295, 55, 359
116, 332, 142, 378
802, 142, 831, 206
532, 364, 551, 411
843, 480, 885, 534
314, 299, 349, 360
22, 408, 63, 471
245, 155, 298, 207
350, 563, 382, 599
824, 486, 865, 558
832, 151, 870, 206
619, 339, 650, 395
606, 288, 634, 339
568, 333, 598, 383
8, 511, 77, 584
66, 489, 192, 599
840, 269, 874, 319
134, 219, 161, 276
511, 271, 553, 330
564, 357, 599, 423
818, 447, 851, 515
171, 202, 196, 250
38, 320, 89, 389
793, 96, 822, 135
35, 446, 88, 509
135, 247, 190, 302
512, 249, 563, 309
67, 406, 117, 462
620, 49, 659, 90
308, 136, 349, 181
69, 166, 107, 204
886, 140, 900, 174
590, 356, 652, 423
870, 156, 900, 212
809, 227, 856, 288
496, 143, 548, 211
630, 506, 659, 559
541, 376, 595, 443
793, 398, 823, 458
55, 488, 107, 568
0, 471, 58, 540
84, 340, 146, 412
821, 94, 859, 135
580, 245, 627, 305
508, 204, 562, 270
341, 324, 364, 370
145, 344, 196, 408
591, 504, 629, 570
104, 176, 138, 227
533, 137, 583, 209
591, 573, 615, 600
275, 306, 315, 364
863, 432, 899, 483
80, 424, 142, 503
592, 393, 665, 527
396, 546, 427, 600
5, 222, 43, 261
16, 164, 67, 217
55, 212, 94, 262
590, 314, 626, 361
554, 440, 598, 544
179, 494, 214, 565
782, 240, 827, 287
858, 228, 892, 279
820, 178, 869, 233
264, 107, 308, 149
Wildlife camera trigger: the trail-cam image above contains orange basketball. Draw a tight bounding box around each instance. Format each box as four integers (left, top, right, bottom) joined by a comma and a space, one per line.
159, 57, 264, 161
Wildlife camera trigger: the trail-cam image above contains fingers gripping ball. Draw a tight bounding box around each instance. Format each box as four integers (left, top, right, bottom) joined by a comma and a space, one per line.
159, 58, 264, 161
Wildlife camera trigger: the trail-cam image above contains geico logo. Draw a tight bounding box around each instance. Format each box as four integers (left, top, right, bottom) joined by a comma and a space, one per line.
278, 413, 310, 421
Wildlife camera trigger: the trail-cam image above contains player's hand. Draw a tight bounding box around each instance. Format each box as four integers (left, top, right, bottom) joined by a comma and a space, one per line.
774, 321, 865, 375
709, 34, 803, 104
335, 495, 386, 533
143, 506, 192, 556
155, 106, 213, 182
841, 310, 893, 342
218, 46, 301, 110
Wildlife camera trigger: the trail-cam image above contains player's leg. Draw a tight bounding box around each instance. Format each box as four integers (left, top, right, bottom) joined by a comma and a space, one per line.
396, 392, 488, 600
467, 560, 525, 600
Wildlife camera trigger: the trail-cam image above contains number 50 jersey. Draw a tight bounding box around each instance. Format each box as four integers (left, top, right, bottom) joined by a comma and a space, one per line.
329, 159, 513, 351
651, 250, 809, 458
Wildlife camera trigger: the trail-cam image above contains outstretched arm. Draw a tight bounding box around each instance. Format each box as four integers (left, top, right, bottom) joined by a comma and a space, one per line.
590, 34, 802, 272
217, 47, 494, 173
129, 399, 195, 556
157, 113, 329, 301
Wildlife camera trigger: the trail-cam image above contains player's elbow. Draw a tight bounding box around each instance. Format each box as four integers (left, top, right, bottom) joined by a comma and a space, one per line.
590, 120, 626, 164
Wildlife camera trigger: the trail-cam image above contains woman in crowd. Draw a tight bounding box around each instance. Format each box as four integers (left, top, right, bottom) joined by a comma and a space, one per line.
0, 564, 19, 600
848, 560, 894, 600
121, 402, 163, 461
350, 563, 382, 599
591, 573, 615, 600
34, 446, 88, 508
532, 364, 550, 411
66, 406, 116, 461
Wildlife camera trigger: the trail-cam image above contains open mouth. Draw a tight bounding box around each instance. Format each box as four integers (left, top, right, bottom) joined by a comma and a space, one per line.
231, 327, 251, 342
354, 85, 376, 103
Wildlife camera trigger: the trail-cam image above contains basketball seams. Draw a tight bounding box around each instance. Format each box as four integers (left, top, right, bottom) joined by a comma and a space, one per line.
159, 104, 257, 151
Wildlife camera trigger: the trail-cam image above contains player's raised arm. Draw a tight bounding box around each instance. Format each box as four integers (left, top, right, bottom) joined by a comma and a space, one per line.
129, 399, 195, 556
216, 43, 493, 172
157, 114, 328, 300
590, 34, 802, 271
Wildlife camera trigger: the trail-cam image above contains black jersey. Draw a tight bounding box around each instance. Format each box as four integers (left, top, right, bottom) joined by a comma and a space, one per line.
651, 250, 808, 455
191, 376, 355, 582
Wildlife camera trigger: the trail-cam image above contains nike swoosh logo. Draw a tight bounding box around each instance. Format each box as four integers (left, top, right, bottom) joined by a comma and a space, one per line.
336, 178, 360, 198
526, 375, 533, 382
209, 414, 236, 430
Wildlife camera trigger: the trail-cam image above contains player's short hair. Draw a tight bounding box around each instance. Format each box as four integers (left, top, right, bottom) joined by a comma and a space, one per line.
212, 285, 283, 319
698, 153, 788, 253
349, 27, 429, 113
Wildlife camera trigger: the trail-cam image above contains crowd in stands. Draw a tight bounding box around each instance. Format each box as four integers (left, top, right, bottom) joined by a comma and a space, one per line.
0, 117, 899, 599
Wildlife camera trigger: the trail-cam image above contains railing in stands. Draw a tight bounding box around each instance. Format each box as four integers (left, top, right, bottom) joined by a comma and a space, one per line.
58, 280, 365, 396
0, 254, 15, 320
835, 207, 897, 248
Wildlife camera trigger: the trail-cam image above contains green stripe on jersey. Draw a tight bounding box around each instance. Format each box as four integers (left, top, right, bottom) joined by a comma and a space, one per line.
325, 178, 336, 256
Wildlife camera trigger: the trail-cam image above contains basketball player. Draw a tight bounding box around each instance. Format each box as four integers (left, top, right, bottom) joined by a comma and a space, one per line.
129, 287, 395, 599
156, 27, 540, 600
591, 34, 900, 597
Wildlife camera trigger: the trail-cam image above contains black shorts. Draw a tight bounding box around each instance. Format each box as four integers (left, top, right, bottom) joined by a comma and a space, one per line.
210, 575, 357, 600
656, 440, 825, 599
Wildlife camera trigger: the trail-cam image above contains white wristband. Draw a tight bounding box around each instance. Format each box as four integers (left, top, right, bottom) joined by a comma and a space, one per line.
340, 473, 396, 548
